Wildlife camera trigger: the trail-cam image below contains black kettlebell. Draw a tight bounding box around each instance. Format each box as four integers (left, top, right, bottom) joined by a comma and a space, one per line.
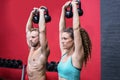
77, 1, 83, 16
17, 60, 23, 68
47, 61, 54, 71
41, 7, 51, 23
5, 59, 12, 67
32, 7, 51, 23
11, 59, 19, 68
65, 4, 73, 18
32, 9, 39, 24
0, 58, 6, 67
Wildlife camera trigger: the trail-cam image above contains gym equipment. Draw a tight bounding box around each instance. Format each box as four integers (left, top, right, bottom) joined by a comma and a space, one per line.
46, 61, 58, 72
0, 58, 25, 80
0, 58, 6, 67
0, 58, 22, 68
65, 0, 83, 18
47, 61, 55, 71
32, 9, 39, 23
32, 7, 51, 23
41, 7, 51, 23
21, 65, 26, 80
5, 59, 13, 67
65, 4, 73, 18
77, 0, 83, 16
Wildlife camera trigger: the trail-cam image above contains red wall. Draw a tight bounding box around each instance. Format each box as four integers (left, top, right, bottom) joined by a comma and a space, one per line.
0, 0, 100, 80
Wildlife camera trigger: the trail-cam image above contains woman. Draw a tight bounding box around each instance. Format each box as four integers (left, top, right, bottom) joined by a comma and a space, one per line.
57, 1, 92, 80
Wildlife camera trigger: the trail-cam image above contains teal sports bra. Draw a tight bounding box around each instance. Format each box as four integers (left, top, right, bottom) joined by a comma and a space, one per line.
57, 54, 81, 80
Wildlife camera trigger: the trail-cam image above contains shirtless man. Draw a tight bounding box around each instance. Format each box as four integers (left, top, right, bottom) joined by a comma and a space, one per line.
26, 7, 50, 80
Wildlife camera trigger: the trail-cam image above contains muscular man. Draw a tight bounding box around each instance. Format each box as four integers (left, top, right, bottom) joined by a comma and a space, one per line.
26, 7, 50, 80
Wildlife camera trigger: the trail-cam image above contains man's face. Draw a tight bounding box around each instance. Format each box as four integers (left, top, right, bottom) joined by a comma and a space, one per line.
29, 31, 39, 47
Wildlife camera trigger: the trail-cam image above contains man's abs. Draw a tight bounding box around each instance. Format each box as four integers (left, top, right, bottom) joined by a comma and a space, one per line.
27, 65, 46, 80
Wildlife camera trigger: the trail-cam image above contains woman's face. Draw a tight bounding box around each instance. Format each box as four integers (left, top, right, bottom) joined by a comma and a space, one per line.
61, 32, 74, 49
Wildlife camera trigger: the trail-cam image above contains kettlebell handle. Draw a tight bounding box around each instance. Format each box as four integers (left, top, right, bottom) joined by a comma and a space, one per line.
40, 7, 48, 14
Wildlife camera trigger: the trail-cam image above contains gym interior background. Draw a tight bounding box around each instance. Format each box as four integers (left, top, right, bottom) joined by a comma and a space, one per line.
0, 0, 101, 80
